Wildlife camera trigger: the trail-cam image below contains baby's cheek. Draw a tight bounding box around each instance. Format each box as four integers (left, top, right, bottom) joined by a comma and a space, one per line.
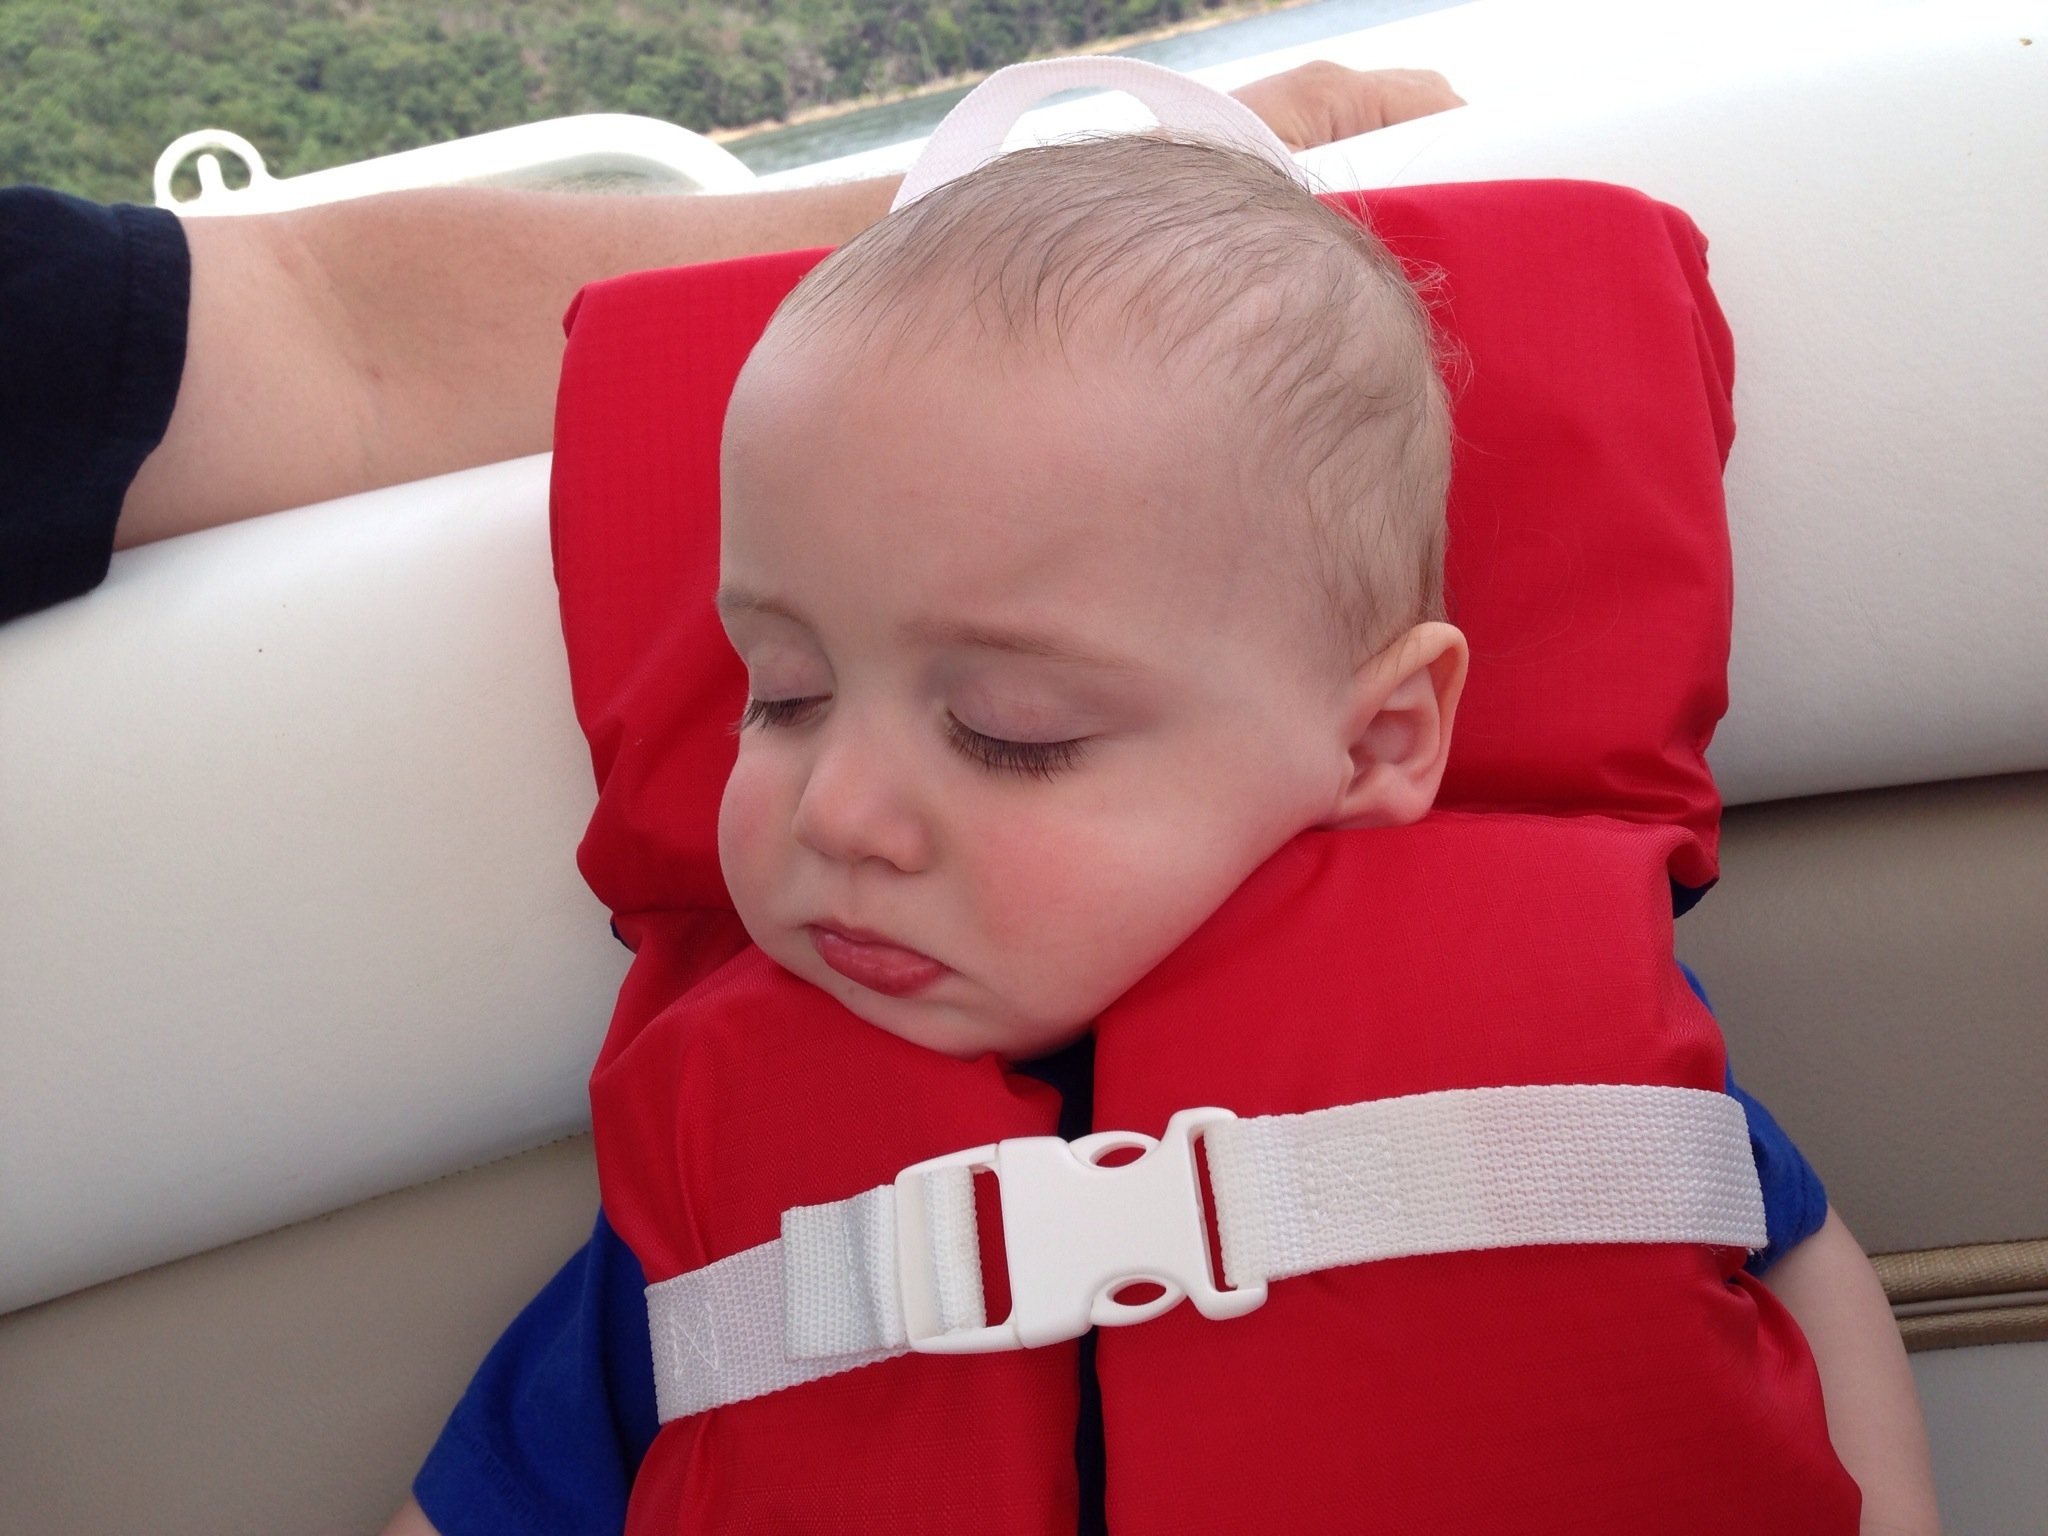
960, 818, 1084, 974
1058, 809, 1263, 1001
966, 808, 1191, 1019
716, 757, 787, 916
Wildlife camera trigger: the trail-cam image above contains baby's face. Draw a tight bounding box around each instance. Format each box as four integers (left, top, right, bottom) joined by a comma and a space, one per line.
715, 329, 1355, 1061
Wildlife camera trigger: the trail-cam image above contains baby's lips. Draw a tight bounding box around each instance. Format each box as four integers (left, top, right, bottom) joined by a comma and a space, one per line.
809, 925, 947, 997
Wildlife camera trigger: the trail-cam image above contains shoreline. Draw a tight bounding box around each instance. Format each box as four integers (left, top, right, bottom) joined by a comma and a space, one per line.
708, 0, 1313, 145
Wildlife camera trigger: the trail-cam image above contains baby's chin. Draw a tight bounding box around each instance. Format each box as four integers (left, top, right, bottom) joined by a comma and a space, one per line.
845, 986, 1091, 1066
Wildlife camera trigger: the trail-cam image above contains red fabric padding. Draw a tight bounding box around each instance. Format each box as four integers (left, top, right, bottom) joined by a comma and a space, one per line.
1092, 817, 1855, 1533
553, 249, 828, 1041
593, 947, 1080, 1536
551, 182, 1738, 1058
1348, 190, 1735, 874
594, 819, 1857, 1532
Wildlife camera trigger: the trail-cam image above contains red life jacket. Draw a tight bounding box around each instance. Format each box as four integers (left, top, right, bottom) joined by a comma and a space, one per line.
551, 181, 1860, 1533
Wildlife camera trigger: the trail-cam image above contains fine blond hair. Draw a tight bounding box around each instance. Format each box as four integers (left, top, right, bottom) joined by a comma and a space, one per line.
769, 134, 1450, 664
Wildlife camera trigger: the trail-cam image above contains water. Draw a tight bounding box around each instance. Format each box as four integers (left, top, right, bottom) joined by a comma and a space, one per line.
725, 0, 1460, 176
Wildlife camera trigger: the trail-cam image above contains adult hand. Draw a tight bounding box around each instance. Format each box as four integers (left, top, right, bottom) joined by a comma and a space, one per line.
1230, 62, 1464, 152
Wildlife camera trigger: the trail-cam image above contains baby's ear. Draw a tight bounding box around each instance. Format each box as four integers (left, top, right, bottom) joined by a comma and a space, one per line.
1324, 622, 1468, 829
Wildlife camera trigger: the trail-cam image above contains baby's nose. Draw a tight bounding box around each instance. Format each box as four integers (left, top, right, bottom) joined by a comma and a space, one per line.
790, 730, 934, 874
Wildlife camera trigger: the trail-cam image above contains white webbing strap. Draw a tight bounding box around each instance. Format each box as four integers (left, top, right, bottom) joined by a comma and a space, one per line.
646, 1225, 898, 1424
921, 1163, 990, 1334
645, 1083, 1763, 1422
890, 56, 1307, 213
781, 1185, 907, 1361
647, 1169, 988, 1421
1205, 1083, 1765, 1287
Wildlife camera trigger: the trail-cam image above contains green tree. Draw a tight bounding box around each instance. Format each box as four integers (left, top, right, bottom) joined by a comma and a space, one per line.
0, 0, 1259, 201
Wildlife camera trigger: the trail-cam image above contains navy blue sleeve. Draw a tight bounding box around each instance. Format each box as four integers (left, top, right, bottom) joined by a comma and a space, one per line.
414, 1210, 660, 1536
1, 188, 188, 622
1678, 963, 1830, 1274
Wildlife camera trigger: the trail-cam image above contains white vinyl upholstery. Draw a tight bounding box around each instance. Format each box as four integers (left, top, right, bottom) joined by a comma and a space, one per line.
1296, 0, 2048, 806
2, 0, 2043, 1315
0, 458, 624, 1309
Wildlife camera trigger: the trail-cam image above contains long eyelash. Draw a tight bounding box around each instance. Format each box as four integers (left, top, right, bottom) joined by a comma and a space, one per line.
945, 717, 1088, 781
735, 696, 822, 734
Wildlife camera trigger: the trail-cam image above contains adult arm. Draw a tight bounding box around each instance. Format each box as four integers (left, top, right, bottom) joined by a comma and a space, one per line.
117, 176, 902, 548
117, 62, 1461, 549
1761, 1208, 1944, 1536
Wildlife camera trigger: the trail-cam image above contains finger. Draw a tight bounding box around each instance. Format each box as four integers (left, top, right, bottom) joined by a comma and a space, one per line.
1374, 68, 1467, 125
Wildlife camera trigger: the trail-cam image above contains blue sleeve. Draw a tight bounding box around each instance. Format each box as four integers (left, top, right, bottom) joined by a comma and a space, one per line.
1678, 963, 1830, 1274
1, 188, 188, 622
414, 1210, 660, 1536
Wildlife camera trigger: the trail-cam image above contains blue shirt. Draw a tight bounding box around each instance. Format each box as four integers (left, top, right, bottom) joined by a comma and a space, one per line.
415, 966, 1828, 1536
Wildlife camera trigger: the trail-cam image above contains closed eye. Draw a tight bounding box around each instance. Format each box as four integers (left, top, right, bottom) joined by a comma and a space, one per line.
945, 716, 1088, 781
736, 695, 825, 733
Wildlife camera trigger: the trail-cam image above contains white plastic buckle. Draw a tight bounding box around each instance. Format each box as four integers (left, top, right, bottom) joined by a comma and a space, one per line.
893, 1106, 1266, 1353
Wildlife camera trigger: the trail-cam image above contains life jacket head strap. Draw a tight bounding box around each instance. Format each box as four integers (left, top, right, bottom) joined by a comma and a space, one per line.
890, 56, 1308, 212
644, 1083, 1763, 1422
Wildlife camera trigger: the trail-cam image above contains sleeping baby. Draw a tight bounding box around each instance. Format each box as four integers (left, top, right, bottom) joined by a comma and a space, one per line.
626, 133, 1932, 1533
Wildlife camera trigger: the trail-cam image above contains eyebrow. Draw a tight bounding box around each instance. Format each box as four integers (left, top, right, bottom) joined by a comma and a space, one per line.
900, 616, 1143, 673
717, 586, 1140, 673
714, 586, 802, 624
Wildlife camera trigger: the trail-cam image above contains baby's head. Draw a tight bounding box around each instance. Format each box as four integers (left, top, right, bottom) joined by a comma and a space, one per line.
715, 135, 1466, 1061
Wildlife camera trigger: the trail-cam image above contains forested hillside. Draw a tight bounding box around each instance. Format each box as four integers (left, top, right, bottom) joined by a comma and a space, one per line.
2, 0, 1243, 202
